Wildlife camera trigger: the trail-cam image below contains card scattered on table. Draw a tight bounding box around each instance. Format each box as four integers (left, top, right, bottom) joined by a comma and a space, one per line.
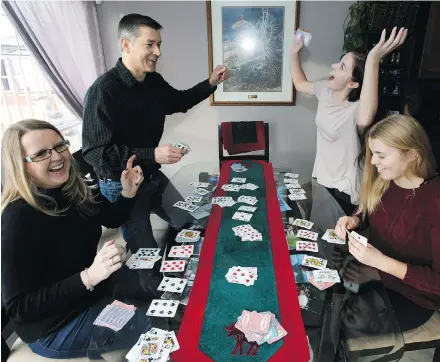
241, 183, 259, 190
289, 188, 306, 194
234, 310, 287, 345
301, 256, 327, 270
188, 181, 210, 188
297, 229, 319, 241
168, 245, 194, 258
231, 163, 248, 172
313, 269, 341, 283
284, 178, 300, 185
185, 195, 203, 204
288, 193, 307, 201
238, 205, 257, 213
212, 196, 236, 208
232, 224, 262, 241
296, 241, 319, 252
231, 177, 246, 183
225, 266, 258, 286
93, 300, 136, 331
157, 277, 188, 293
173, 201, 199, 212
160, 260, 186, 272
175, 229, 201, 243
221, 184, 242, 192
232, 211, 253, 222
293, 219, 314, 229
322, 229, 346, 244
146, 299, 179, 318
237, 195, 258, 205
309, 276, 336, 291
194, 188, 210, 196
285, 173, 299, 178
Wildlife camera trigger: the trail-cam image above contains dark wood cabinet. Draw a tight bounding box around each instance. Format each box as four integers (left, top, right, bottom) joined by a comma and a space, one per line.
419, 2, 440, 79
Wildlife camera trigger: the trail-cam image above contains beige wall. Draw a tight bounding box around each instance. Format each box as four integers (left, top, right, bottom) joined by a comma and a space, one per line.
96, 1, 354, 178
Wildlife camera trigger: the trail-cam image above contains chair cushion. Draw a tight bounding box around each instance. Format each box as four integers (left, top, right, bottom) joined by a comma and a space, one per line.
7, 338, 128, 362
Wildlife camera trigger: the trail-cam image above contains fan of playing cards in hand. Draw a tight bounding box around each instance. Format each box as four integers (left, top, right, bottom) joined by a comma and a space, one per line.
126, 248, 162, 269
126, 327, 180, 362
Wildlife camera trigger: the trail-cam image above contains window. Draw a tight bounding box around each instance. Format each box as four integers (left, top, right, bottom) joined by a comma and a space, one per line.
0, 8, 82, 153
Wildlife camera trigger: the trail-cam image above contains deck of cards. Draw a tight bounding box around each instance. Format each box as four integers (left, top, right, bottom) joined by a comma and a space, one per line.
126, 248, 162, 269
231, 163, 248, 172
288, 193, 307, 201
173, 141, 191, 155
235, 310, 287, 345
322, 229, 346, 244
231, 177, 246, 183
238, 205, 257, 213
212, 196, 236, 208
93, 300, 136, 331
225, 266, 258, 286
185, 195, 203, 204
126, 328, 180, 362
232, 224, 262, 241
175, 229, 201, 243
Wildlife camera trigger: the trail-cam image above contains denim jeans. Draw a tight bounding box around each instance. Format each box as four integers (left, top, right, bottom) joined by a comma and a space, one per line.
99, 171, 189, 253
28, 296, 152, 359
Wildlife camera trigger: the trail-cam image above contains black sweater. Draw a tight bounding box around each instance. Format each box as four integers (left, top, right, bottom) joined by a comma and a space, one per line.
1, 187, 134, 343
82, 59, 216, 180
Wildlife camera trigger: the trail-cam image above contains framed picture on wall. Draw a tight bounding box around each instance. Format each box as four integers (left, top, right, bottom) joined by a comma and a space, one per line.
206, 0, 300, 106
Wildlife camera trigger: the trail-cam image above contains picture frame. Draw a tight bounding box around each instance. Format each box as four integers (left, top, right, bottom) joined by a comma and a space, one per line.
206, 0, 300, 106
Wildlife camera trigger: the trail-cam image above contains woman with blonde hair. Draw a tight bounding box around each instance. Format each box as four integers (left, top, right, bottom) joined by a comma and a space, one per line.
335, 115, 439, 336
1, 120, 147, 358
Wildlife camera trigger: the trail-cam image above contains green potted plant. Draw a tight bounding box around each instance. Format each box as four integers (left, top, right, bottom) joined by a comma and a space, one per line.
343, 1, 370, 52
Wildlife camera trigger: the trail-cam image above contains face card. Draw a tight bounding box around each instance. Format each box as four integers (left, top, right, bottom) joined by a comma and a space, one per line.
146, 300, 179, 318
302, 256, 327, 270
176, 229, 201, 242
292, 219, 314, 229
157, 277, 188, 293
296, 241, 319, 252
297, 229, 318, 241
160, 260, 186, 272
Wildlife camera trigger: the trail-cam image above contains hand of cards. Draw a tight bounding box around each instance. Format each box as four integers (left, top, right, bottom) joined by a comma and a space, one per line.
234, 310, 287, 345
347, 229, 368, 246
232, 224, 262, 241
93, 300, 136, 331
173, 141, 191, 155
225, 266, 258, 286
126, 327, 180, 362
126, 248, 162, 269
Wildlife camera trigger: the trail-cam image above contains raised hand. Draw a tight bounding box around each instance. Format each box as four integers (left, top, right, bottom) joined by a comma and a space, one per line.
209, 65, 230, 86
368, 27, 408, 63
120, 155, 144, 198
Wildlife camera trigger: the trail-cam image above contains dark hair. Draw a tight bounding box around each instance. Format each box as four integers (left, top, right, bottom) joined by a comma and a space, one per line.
118, 14, 162, 40
347, 51, 366, 102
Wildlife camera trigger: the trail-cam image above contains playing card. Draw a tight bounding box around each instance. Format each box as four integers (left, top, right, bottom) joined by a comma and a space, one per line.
157, 277, 188, 293
293, 219, 314, 229
231, 177, 246, 183
237, 195, 258, 205
238, 205, 257, 213
322, 229, 346, 244
309, 276, 335, 291
136, 248, 161, 257
226, 266, 257, 286
349, 230, 368, 246
232, 211, 253, 222
313, 269, 341, 283
168, 245, 194, 258
93, 303, 135, 331
289, 188, 306, 194
284, 178, 300, 185
175, 229, 201, 243
146, 300, 179, 318
295, 29, 312, 46
173, 201, 199, 212
297, 229, 318, 241
284, 173, 299, 178
185, 195, 203, 203
212, 196, 236, 208
296, 241, 319, 252
139, 334, 165, 360
148, 329, 180, 353
194, 188, 210, 196
221, 184, 242, 192
173, 141, 191, 154
188, 182, 210, 188
288, 193, 307, 201
183, 257, 199, 281
235, 310, 271, 335
126, 255, 160, 269
160, 260, 186, 272
302, 256, 327, 270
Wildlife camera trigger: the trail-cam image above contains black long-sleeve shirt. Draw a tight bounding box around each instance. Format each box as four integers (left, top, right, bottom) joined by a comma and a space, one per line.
1, 188, 134, 343
82, 59, 216, 180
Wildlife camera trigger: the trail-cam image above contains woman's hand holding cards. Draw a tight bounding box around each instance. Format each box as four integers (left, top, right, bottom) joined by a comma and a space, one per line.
335, 215, 360, 239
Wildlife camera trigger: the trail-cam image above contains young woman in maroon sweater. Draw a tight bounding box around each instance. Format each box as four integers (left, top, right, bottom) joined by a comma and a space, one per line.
335, 115, 439, 331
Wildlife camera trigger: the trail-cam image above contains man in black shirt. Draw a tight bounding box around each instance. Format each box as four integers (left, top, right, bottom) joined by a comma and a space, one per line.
82, 14, 229, 252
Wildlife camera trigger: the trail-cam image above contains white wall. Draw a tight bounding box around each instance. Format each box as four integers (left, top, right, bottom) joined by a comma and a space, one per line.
96, 1, 354, 178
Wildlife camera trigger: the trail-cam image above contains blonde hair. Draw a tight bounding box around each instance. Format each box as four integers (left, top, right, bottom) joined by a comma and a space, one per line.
357, 115, 437, 217
1, 120, 95, 216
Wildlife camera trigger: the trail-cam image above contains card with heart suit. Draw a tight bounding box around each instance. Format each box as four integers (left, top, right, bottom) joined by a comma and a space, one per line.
293, 219, 314, 229
225, 266, 258, 286
168, 245, 194, 258
232, 211, 253, 222
297, 229, 318, 241
296, 241, 319, 252
157, 277, 188, 293
146, 299, 179, 318
302, 256, 327, 270
349, 230, 368, 246
160, 260, 186, 272
309, 276, 335, 291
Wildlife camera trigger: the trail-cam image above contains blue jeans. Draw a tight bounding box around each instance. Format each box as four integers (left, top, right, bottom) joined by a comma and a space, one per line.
99, 171, 189, 252
28, 297, 152, 359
